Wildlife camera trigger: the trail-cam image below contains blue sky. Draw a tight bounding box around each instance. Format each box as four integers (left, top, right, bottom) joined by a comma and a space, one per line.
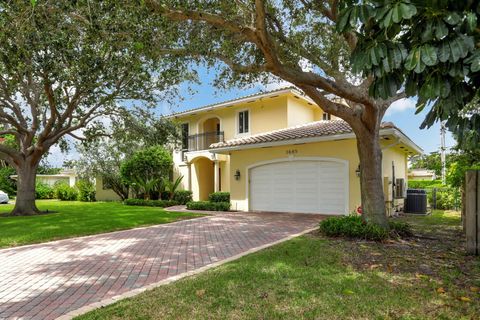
47, 67, 455, 166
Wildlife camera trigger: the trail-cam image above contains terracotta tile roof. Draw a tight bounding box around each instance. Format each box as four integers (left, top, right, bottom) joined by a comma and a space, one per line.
210, 120, 398, 149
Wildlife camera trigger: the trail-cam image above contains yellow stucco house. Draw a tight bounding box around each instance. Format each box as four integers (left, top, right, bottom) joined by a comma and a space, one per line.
169, 87, 422, 215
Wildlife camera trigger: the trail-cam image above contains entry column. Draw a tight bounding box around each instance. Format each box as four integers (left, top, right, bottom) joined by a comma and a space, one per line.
214, 160, 220, 192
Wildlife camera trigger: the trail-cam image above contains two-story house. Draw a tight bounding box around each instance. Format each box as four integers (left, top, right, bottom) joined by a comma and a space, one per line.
169, 87, 422, 215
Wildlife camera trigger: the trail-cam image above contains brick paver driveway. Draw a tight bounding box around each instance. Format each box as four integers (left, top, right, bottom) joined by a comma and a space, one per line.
0, 212, 323, 320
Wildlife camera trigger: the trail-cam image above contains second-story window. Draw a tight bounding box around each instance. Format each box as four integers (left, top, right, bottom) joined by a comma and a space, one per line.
323, 113, 331, 120
181, 123, 189, 150
238, 110, 249, 134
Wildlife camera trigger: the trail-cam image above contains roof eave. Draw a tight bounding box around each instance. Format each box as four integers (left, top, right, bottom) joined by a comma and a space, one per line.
165, 87, 313, 119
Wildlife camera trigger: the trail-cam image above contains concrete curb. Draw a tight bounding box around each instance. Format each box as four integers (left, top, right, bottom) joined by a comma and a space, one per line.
56, 226, 319, 320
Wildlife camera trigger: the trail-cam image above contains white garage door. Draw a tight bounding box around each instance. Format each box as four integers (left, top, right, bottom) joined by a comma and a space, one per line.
249, 159, 348, 214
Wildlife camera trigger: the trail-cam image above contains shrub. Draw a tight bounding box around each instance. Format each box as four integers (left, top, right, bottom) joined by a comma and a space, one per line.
35, 182, 55, 199
319, 215, 413, 241
173, 190, 193, 205
427, 188, 459, 210
124, 198, 178, 207
407, 180, 443, 189
208, 192, 230, 203
76, 180, 96, 202
54, 183, 79, 201
186, 201, 230, 211
0, 166, 16, 197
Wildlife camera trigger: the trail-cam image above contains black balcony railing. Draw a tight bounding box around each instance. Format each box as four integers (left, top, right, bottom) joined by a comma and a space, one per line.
186, 131, 224, 152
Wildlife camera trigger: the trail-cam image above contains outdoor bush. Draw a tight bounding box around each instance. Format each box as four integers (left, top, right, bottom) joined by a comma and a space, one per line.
186, 201, 230, 211
124, 198, 178, 207
0, 166, 16, 197
173, 190, 193, 205
76, 180, 96, 202
319, 215, 413, 241
407, 180, 443, 189
208, 192, 230, 203
54, 183, 79, 201
428, 188, 459, 210
35, 182, 55, 199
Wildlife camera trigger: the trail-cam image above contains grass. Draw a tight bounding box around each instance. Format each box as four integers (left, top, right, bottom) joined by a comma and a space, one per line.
0, 200, 202, 248
77, 210, 480, 320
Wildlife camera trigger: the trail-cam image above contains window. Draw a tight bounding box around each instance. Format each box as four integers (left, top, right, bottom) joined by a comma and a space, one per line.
238, 110, 249, 134
181, 123, 189, 150
395, 178, 405, 199
323, 113, 331, 120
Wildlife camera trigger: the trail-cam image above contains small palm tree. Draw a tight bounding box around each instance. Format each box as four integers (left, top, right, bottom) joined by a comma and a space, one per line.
132, 176, 162, 200
163, 176, 183, 200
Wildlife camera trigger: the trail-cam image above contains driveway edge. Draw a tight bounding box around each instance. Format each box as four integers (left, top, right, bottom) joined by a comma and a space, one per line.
57, 226, 319, 320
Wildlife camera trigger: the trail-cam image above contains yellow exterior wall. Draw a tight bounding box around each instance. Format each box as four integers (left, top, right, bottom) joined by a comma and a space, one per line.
227, 139, 362, 212
287, 97, 317, 126
191, 157, 214, 201
381, 146, 409, 211
95, 176, 122, 201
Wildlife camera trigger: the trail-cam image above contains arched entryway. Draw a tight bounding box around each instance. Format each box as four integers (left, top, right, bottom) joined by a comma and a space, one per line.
192, 157, 214, 201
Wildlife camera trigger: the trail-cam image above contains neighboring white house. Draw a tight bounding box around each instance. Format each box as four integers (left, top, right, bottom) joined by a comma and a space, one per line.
11, 169, 77, 187
408, 168, 436, 181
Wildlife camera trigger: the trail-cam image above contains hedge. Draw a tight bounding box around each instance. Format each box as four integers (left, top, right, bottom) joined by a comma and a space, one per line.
54, 183, 79, 201
35, 182, 55, 199
124, 198, 178, 207
186, 201, 230, 211
208, 192, 230, 203
173, 190, 193, 205
319, 215, 413, 241
407, 179, 443, 189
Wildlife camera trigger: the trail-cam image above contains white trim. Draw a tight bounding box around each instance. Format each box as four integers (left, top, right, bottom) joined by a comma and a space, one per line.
166, 88, 313, 119
245, 157, 349, 215
211, 127, 423, 155
235, 108, 251, 137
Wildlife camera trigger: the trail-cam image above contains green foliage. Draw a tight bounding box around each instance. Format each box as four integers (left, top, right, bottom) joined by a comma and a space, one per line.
54, 183, 79, 201
120, 146, 173, 199
173, 190, 193, 205
76, 180, 96, 202
35, 182, 54, 199
73, 111, 181, 201
186, 201, 230, 211
338, 1, 480, 146
0, 166, 16, 196
319, 215, 412, 241
163, 176, 184, 200
208, 192, 230, 203
408, 180, 443, 189
447, 159, 480, 189
427, 189, 460, 210
123, 198, 178, 208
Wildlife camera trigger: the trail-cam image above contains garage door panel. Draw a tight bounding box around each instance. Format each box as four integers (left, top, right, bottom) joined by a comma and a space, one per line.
250, 159, 347, 215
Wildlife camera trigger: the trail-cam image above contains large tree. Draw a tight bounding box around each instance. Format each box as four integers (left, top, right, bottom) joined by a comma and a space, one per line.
142, 0, 410, 227
0, 1, 189, 215
336, 1, 479, 146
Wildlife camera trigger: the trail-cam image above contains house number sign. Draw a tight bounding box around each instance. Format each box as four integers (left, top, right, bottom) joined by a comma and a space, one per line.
286, 149, 298, 155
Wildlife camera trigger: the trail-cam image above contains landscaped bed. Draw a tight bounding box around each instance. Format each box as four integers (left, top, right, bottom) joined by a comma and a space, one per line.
0, 200, 203, 248
77, 210, 479, 320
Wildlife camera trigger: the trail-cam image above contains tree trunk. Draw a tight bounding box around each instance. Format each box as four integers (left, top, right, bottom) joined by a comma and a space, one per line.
10, 161, 40, 216
356, 127, 389, 228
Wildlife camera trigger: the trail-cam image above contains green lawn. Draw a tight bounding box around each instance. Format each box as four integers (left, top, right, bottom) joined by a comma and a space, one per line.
77, 210, 480, 320
0, 200, 202, 248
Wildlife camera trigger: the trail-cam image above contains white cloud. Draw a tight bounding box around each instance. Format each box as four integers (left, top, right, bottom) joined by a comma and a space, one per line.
385, 98, 416, 116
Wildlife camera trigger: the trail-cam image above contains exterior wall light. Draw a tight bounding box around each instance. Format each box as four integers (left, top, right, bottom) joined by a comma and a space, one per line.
355, 165, 361, 177
234, 169, 241, 181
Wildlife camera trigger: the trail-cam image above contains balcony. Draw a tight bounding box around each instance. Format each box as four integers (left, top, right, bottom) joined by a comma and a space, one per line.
181, 131, 224, 160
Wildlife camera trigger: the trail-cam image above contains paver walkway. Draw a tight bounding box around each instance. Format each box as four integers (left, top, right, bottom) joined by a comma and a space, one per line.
0, 212, 323, 320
